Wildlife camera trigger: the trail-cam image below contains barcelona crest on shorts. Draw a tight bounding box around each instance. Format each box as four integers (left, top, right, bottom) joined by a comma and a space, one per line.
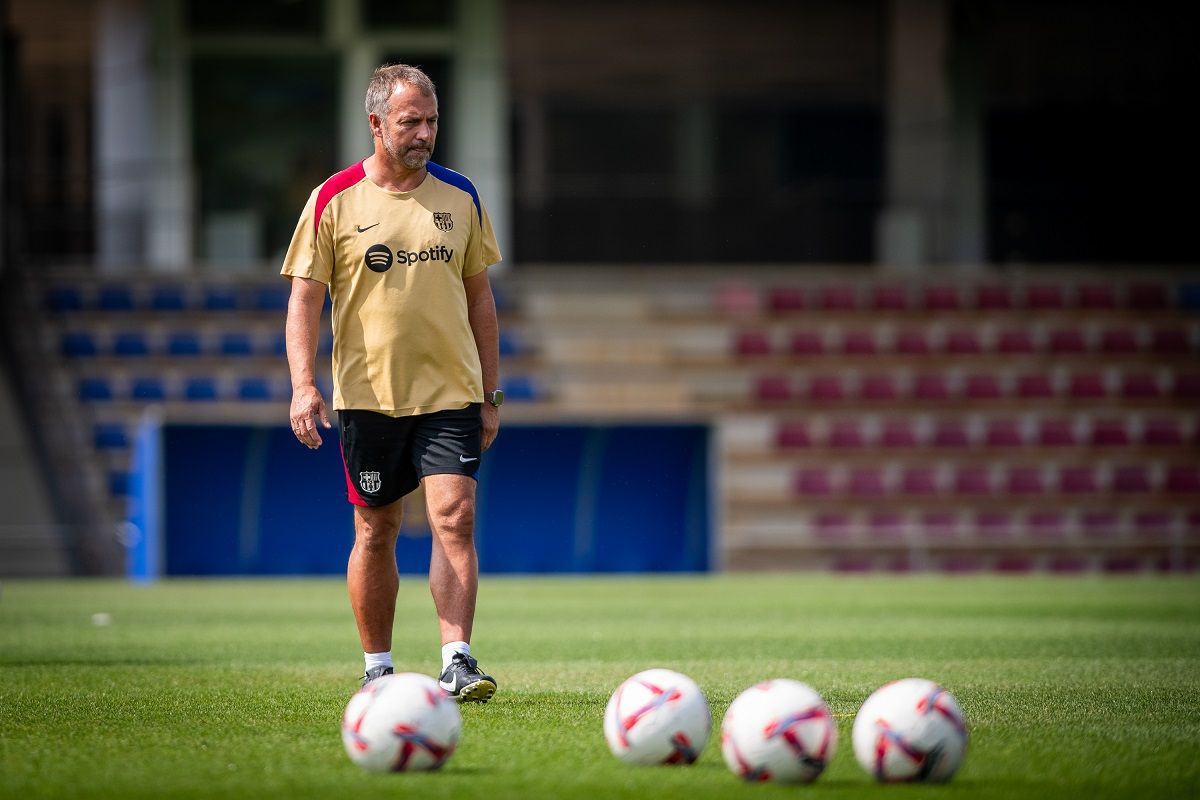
359, 471, 381, 493
433, 212, 454, 232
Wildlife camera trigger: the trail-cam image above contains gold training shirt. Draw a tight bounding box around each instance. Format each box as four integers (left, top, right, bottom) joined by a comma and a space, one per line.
281, 161, 502, 416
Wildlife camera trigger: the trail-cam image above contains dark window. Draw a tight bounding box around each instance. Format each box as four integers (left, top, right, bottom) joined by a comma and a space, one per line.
187, 0, 324, 36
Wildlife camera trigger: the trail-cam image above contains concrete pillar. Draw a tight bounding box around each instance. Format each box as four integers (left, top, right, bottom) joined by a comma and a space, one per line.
451, 0, 511, 269
145, 0, 192, 272
878, 0, 985, 270
94, 0, 152, 269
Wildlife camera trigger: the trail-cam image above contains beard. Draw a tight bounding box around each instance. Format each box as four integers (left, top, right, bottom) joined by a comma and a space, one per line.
384, 135, 432, 170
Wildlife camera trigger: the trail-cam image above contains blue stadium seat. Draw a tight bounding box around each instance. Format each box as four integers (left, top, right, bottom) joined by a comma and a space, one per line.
501, 375, 540, 401
204, 286, 239, 311
1180, 282, 1200, 312
317, 333, 334, 355
45, 286, 83, 312
219, 332, 254, 356
113, 331, 150, 357
185, 377, 219, 401
150, 285, 187, 311
167, 331, 202, 356
131, 377, 167, 400
98, 285, 135, 311
108, 471, 131, 496
270, 332, 287, 356
93, 423, 129, 449
238, 377, 274, 401
498, 331, 523, 357
61, 331, 98, 357
79, 377, 114, 401
254, 285, 289, 311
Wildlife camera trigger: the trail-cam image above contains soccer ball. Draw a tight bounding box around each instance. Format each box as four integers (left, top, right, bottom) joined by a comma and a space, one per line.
720, 679, 837, 784
852, 678, 967, 783
603, 668, 711, 765
341, 672, 462, 772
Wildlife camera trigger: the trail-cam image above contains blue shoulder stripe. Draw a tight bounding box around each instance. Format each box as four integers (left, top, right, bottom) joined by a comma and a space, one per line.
427, 162, 482, 222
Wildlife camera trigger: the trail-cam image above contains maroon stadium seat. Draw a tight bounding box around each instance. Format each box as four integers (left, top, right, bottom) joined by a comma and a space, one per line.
973, 511, 1013, 539
944, 328, 983, 355
923, 285, 962, 311
1017, 372, 1056, 399
1078, 283, 1117, 309
1174, 372, 1200, 399
754, 375, 794, 402
1150, 327, 1191, 354
1059, 466, 1100, 494
1133, 511, 1174, 539
1068, 371, 1109, 399
914, 373, 953, 401
1080, 511, 1121, 539
820, 286, 858, 311
807, 374, 846, 402
795, 468, 835, 496
767, 287, 806, 312
894, 329, 932, 355
1090, 417, 1131, 447
954, 465, 993, 494
975, 284, 1013, 310
1006, 466, 1046, 495
1028, 511, 1068, 539
840, 329, 878, 355
1127, 282, 1169, 310
861, 373, 900, 402
788, 329, 826, 356
829, 419, 867, 448
867, 511, 905, 540
775, 420, 812, 448
1048, 328, 1089, 354
812, 512, 852, 540
1026, 283, 1066, 309
871, 285, 910, 311
734, 330, 773, 356
901, 466, 940, 495
848, 467, 888, 497
881, 418, 920, 448
1039, 417, 1078, 447
984, 418, 1025, 447
920, 511, 959, 540
1121, 372, 1164, 399
997, 328, 1037, 354
933, 418, 972, 448
964, 373, 1004, 399
1099, 327, 1141, 354
1112, 465, 1153, 493
1142, 417, 1185, 447
1166, 466, 1200, 494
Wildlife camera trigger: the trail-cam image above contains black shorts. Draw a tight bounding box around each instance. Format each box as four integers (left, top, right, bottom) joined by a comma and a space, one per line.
338, 404, 482, 507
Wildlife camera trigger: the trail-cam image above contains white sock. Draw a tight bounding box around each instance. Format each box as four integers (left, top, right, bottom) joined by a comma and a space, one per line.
441, 641, 470, 670
364, 650, 393, 672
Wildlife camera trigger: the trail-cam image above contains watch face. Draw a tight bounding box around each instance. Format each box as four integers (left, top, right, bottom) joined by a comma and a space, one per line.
489, 389, 505, 407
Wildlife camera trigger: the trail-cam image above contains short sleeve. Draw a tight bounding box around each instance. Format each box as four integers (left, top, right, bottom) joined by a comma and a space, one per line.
462, 198, 502, 278
280, 187, 334, 285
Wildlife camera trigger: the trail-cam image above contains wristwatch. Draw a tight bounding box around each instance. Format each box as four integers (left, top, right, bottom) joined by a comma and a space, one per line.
485, 389, 504, 408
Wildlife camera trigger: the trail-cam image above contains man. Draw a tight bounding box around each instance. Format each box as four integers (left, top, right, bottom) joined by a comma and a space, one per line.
281, 63, 502, 702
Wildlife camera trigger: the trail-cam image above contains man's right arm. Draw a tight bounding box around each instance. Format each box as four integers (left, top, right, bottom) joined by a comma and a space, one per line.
286, 275, 331, 449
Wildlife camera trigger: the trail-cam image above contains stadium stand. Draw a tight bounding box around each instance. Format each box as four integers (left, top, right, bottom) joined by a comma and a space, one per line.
15, 267, 1200, 574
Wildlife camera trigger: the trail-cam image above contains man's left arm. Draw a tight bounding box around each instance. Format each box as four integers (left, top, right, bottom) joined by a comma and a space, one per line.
464, 269, 500, 450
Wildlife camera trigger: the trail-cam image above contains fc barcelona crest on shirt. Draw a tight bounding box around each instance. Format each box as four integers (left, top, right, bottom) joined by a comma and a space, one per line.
433, 212, 454, 232
359, 471, 381, 494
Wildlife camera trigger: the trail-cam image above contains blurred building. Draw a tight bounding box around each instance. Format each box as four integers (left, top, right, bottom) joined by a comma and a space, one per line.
3, 0, 1196, 272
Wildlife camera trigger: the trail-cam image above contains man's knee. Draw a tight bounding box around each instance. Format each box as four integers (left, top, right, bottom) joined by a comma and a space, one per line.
355, 504, 404, 551
428, 494, 475, 540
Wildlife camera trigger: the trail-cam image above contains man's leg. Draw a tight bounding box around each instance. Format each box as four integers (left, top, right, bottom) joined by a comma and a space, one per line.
347, 499, 405, 654
425, 473, 495, 701
424, 473, 478, 645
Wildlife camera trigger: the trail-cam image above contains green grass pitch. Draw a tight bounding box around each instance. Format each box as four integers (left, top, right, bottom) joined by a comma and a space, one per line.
2, 575, 1198, 799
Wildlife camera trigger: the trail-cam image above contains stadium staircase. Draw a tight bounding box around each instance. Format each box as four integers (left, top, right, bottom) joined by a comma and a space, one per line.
14, 266, 1200, 574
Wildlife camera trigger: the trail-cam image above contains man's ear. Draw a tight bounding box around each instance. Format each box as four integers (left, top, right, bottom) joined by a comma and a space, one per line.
368, 113, 382, 139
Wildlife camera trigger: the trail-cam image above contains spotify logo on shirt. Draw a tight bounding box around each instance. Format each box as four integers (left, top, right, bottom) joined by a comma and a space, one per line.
363, 244, 455, 273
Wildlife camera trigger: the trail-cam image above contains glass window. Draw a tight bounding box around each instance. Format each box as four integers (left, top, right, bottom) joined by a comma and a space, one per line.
187, 0, 324, 36
362, 1, 455, 29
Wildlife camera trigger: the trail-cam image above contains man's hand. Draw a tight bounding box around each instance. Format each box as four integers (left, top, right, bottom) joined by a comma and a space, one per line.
290, 384, 331, 449
481, 402, 500, 451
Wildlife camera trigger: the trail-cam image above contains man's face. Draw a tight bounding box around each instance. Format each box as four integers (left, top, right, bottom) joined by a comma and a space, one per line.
375, 84, 438, 170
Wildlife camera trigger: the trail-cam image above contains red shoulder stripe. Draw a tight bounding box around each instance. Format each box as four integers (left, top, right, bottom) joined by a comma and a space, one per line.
314, 162, 367, 238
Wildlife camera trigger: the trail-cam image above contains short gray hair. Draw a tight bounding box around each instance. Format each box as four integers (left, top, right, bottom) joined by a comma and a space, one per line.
364, 63, 437, 119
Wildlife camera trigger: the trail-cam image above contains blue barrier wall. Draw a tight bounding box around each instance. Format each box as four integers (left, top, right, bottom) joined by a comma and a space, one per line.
127, 421, 710, 577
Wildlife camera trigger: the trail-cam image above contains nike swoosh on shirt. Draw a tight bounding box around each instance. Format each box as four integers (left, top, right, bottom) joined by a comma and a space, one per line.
355, 222, 380, 233
459, 455, 478, 463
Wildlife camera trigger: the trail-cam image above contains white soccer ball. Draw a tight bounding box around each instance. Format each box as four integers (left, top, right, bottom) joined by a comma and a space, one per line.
341, 672, 463, 772
852, 678, 967, 783
720, 679, 837, 784
603, 668, 711, 765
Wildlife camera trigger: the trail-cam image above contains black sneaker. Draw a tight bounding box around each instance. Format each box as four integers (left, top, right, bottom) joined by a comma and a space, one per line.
361, 665, 394, 687
438, 653, 497, 703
